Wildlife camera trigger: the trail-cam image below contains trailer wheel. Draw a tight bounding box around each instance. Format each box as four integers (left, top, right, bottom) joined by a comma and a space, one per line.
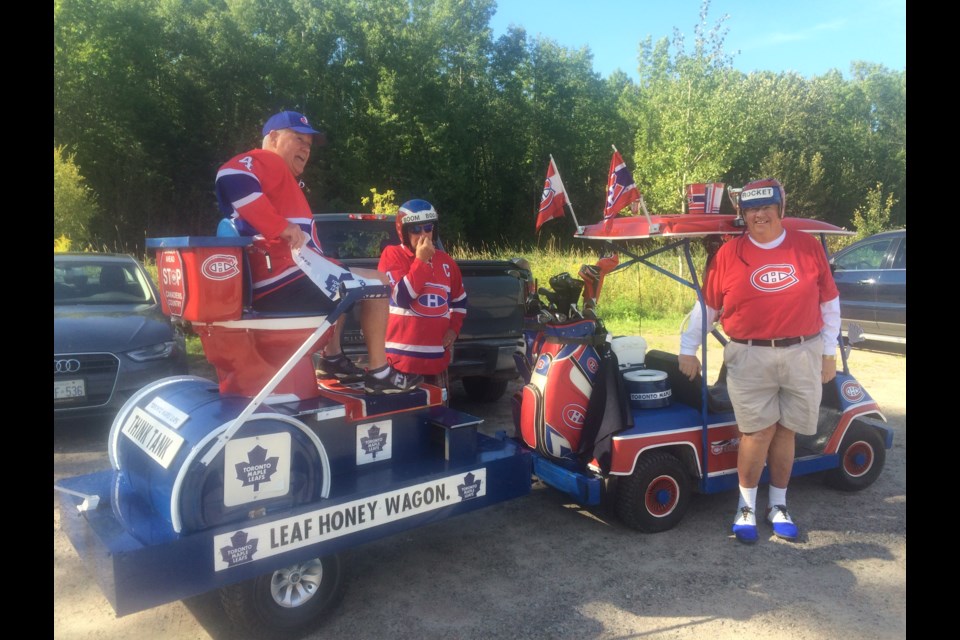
462, 376, 509, 403
616, 451, 691, 533
220, 554, 344, 639
825, 422, 886, 491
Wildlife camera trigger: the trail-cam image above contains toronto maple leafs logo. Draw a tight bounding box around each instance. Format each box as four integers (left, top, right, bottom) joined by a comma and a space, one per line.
220, 530, 259, 567
235, 444, 279, 491
360, 424, 388, 458
324, 273, 340, 296
457, 472, 482, 500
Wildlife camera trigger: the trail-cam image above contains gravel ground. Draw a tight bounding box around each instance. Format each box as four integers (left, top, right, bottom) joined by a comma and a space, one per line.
54, 341, 905, 640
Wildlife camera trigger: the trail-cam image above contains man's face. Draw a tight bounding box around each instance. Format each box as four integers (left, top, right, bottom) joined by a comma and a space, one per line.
743, 203, 783, 238
270, 129, 313, 176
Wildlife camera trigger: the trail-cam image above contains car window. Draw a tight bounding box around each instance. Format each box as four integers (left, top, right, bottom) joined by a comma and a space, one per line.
54, 260, 153, 305
892, 237, 906, 269
313, 222, 398, 259
833, 239, 891, 271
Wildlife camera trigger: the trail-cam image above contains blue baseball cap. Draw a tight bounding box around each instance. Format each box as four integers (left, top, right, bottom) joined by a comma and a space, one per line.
261, 111, 323, 137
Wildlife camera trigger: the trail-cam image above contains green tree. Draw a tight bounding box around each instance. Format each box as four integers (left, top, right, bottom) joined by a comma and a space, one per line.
54, 146, 100, 247
851, 182, 897, 240
628, 0, 742, 213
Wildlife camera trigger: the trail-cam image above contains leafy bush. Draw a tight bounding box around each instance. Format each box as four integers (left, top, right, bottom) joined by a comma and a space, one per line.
54, 146, 99, 249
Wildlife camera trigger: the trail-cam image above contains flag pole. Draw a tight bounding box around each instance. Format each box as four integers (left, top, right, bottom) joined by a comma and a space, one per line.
550, 154, 581, 230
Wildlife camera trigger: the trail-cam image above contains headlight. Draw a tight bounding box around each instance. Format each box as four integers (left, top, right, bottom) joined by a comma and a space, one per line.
127, 340, 179, 362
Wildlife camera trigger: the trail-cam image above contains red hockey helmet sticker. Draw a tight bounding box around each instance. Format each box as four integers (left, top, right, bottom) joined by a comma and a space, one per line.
750, 264, 798, 292
562, 403, 587, 430
841, 380, 865, 402
201, 254, 240, 281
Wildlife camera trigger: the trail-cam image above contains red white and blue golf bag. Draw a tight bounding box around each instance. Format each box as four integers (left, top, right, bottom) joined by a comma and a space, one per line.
513, 313, 630, 473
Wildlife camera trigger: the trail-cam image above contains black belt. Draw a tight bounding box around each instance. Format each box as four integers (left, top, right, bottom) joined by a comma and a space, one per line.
729, 333, 820, 348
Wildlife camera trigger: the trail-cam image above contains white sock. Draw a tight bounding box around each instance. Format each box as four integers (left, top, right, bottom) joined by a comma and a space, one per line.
370, 364, 391, 380
768, 485, 787, 509
737, 486, 757, 511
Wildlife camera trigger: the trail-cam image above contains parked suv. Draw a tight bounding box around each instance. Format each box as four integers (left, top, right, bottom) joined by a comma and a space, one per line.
829, 229, 906, 344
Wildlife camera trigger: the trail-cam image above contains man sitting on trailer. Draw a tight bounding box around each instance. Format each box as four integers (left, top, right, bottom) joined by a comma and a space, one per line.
215, 110, 422, 395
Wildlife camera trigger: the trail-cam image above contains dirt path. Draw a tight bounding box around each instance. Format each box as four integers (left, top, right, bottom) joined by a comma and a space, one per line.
54, 341, 905, 639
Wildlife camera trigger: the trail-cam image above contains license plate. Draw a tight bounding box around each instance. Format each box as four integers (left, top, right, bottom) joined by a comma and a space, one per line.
54, 378, 86, 400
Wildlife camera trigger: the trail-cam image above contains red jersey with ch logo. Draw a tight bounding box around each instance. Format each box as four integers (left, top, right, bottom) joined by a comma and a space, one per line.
704, 231, 838, 340
378, 244, 467, 375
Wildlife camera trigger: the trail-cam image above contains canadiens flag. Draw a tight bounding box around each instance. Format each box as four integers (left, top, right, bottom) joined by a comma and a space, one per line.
537, 157, 568, 232
604, 150, 640, 219
686, 182, 725, 214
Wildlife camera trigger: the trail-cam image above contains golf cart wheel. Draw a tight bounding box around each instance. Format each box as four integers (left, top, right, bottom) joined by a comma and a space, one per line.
220, 554, 344, 639
826, 421, 886, 491
616, 451, 691, 533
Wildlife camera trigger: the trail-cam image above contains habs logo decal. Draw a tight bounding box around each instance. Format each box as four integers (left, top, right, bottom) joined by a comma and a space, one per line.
410, 284, 449, 318
750, 264, 799, 292
201, 254, 240, 281
841, 380, 866, 402
540, 178, 557, 212
562, 403, 587, 430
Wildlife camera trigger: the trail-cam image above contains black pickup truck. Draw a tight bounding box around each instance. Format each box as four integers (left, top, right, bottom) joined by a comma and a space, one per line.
313, 213, 531, 402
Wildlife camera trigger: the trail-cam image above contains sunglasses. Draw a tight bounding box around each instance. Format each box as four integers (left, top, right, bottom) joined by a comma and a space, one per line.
407, 223, 434, 234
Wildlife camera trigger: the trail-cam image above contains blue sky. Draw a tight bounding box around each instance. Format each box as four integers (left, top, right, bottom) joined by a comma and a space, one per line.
488, 0, 906, 80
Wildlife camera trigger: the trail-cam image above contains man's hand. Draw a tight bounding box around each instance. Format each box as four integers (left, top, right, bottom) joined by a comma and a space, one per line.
821, 356, 837, 383
280, 223, 307, 249
415, 234, 435, 263
442, 329, 457, 349
678, 354, 702, 382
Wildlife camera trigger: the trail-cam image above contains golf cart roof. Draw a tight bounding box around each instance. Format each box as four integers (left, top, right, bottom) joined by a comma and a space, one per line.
573, 214, 853, 242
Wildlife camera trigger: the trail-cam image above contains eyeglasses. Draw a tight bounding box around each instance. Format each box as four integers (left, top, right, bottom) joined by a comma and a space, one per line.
407, 223, 434, 234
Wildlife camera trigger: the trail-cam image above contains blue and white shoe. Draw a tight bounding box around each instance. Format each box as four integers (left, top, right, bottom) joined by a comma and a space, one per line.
732, 506, 758, 544
766, 504, 798, 541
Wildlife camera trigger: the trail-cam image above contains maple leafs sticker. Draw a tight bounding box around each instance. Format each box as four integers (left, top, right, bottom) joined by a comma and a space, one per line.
234, 444, 279, 491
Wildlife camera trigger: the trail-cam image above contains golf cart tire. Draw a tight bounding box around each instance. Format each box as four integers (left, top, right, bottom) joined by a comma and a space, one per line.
616, 451, 691, 533
462, 376, 509, 403
825, 421, 886, 491
220, 554, 344, 639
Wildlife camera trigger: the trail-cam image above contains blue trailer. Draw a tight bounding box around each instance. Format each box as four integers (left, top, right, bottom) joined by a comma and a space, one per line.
55, 237, 532, 638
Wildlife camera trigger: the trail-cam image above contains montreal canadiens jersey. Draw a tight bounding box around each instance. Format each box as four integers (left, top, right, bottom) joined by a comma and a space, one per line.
705, 231, 839, 339
215, 148, 317, 299
378, 244, 467, 375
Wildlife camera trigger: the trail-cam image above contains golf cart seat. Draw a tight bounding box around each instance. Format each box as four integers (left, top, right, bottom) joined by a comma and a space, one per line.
643, 350, 733, 414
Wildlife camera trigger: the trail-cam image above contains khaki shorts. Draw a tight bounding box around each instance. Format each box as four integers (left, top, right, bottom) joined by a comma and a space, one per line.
723, 337, 823, 435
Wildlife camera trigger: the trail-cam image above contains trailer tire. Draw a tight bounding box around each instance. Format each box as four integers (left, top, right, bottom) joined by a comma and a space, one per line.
825, 422, 886, 491
616, 451, 691, 533
220, 554, 344, 639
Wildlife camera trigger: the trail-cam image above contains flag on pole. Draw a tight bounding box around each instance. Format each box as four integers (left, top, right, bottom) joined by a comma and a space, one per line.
537, 156, 568, 232
604, 149, 640, 219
